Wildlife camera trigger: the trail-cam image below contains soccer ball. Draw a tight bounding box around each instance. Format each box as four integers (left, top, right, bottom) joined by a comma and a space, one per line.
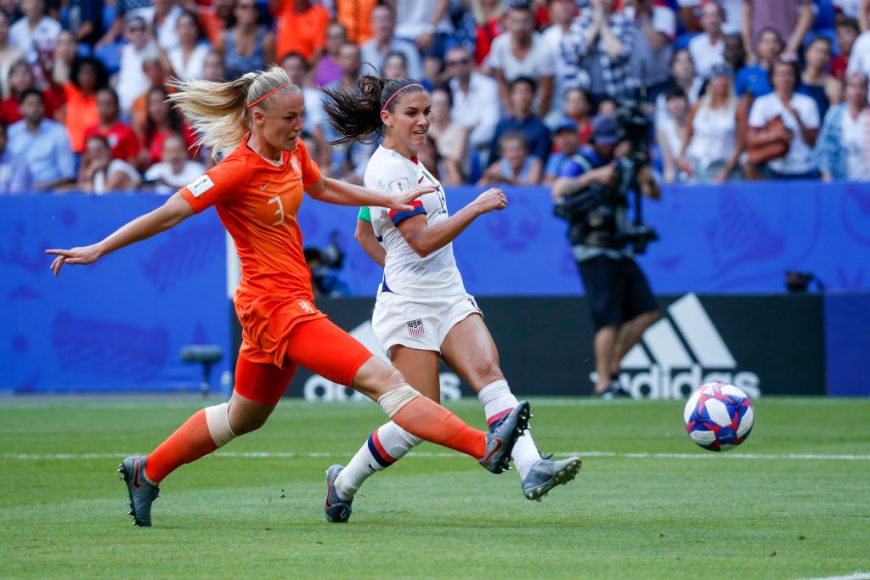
683, 382, 754, 452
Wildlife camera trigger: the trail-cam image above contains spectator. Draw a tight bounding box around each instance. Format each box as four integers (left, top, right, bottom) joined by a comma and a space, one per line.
655, 48, 703, 125
280, 51, 330, 170
816, 71, 870, 181
116, 15, 158, 114
748, 58, 820, 179
66, 0, 104, 48
138, 85, 197, 168
7, 88, 74, 190
269, 0, 331, 63
165, 10, 210, 81
151, 0, 184, 52
329, 42, 362, 94
130, 51, 175, 136
472, 0, 506, 66
0, 59, 62, 124
625, 0, 676, 98
63, 56, 109, 154
76, 134, 141, 194
218, 0, 275, 81
563, 0, 635, 107
831, 18, 860, 82
563, 86, 594, 144
846, 27, 870, 79
723, 32, 746, 72
49, 29, 76, 86
678, 64, 741, 182
315, 22, 347, 88
800, 36, 843, 120
394, 0, 453, 82
419, 133, 463, 186
428, 86, 469, 179
0, 121, 33, 194
485, 0, 556, 118
862, 0, 870, 31
0, 11, 26, 99
544, 118, 582, 184
96, 0, 155, 49
382, 50, 408, 80
742, 0, 814, 61
656, 86, 690, 182
541, 0, 579, 122
335, 0, 378, 44
689, 0, 727, 79
735, 26, 782, 97
479, 131, 542, 185
447, 45, 500, 156
361, 5, 423, 80
143, 133, 205, 193
201, 50, 226, 83
83, 87, 140, 164
197, 0, 234, 47
488, 76, 552, 166
8, 0, 61, 65
323, 43, 372, 184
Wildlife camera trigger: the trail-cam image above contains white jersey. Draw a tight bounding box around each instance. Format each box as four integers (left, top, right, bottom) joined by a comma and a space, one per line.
364, 145, 466, 297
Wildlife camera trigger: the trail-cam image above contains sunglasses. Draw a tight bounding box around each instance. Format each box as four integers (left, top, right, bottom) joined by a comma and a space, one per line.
127, 26, 145, 32
447, 58, 470, 66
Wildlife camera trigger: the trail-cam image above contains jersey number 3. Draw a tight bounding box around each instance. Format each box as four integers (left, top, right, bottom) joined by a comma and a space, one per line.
268, 195, 285, 226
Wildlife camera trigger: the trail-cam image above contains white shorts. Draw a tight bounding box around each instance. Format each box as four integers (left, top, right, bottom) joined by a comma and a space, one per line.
372, 291, 482, 357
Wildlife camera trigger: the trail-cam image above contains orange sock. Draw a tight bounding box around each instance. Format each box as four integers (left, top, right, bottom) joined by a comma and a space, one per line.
145, 409, 218, 483
391, 397, 486, 460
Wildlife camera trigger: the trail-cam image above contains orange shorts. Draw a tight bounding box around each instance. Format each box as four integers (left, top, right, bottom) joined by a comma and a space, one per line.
234, 316, 374, 406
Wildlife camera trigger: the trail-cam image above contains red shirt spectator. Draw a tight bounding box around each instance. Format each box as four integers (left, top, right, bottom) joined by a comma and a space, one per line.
83, 87, 140, 163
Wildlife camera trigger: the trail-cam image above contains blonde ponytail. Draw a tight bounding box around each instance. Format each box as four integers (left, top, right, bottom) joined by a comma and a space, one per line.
167, 66, 299, 159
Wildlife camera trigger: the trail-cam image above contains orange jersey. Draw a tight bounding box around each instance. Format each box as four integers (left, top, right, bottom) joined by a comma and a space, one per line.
180, 137, 325, 366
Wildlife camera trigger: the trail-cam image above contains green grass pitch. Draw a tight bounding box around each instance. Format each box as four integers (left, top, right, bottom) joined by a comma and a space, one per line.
1, 397, 869, 578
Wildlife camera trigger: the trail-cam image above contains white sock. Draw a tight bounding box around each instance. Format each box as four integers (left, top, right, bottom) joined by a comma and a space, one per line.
334, 421, 422, 499
478, 379, 541, 480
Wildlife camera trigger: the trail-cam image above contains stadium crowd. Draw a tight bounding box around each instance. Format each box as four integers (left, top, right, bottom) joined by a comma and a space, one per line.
0, 0, 869, 195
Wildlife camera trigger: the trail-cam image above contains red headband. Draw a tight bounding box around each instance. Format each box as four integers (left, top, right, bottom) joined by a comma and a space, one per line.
381, 83, 424, 113
247, 82, 290, 109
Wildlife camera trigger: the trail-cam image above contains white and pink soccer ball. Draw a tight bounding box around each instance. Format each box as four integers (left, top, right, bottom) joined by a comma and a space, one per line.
683, 382, 754, 452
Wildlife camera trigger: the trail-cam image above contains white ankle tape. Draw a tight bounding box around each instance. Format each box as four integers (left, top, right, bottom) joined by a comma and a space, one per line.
377, 384, 421, 417
205, 403, 236, 448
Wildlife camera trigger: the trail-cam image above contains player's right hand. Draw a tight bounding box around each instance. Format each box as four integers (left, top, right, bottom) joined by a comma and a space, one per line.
45, 245, 101, 277
474, 188, 508, 214
390, 184, 438, 211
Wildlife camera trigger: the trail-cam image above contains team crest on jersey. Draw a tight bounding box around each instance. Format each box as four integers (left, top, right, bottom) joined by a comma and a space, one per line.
407, 318, 424, 338
298, 300, 315, 314
290, 155, 300, 174
388, 177, 410, 193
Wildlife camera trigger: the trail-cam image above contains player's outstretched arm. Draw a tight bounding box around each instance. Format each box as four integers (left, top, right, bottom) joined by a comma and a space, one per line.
45, 192, 195, 277
398, 187, 507, 258
308, 176, 435, 212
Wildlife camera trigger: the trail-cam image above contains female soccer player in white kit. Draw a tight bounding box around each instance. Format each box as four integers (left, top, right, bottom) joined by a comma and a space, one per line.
321, 76, 581, 523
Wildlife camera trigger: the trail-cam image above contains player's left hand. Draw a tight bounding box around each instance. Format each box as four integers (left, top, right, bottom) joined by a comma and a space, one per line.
45, 245, 102, 276
389, 184, 437, 212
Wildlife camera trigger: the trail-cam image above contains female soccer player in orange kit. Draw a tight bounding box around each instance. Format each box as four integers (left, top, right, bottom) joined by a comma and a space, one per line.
46, 66, 530, 527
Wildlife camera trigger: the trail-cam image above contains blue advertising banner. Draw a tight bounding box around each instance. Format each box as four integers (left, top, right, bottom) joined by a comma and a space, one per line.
1, 195, 230, 393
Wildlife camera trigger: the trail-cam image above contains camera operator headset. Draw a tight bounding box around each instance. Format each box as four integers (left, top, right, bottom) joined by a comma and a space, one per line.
552, 115, 661, 397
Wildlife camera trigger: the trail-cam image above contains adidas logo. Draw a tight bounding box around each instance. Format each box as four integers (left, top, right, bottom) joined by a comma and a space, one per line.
302, 322, 462, 402
612, 294, 761, 400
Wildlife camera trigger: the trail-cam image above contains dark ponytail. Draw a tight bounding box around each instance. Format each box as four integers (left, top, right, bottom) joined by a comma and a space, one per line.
323, 76, 425, 146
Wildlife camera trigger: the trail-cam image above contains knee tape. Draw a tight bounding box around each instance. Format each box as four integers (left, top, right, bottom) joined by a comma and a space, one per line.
205, 403, 236, 448
377, 384, 421, 417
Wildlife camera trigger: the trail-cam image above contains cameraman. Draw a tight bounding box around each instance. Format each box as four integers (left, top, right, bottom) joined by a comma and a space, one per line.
552, 115, 661, 397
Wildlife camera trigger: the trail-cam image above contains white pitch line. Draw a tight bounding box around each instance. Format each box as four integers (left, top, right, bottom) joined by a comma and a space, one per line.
3, 451, 870, 461
801, 573, 870, 580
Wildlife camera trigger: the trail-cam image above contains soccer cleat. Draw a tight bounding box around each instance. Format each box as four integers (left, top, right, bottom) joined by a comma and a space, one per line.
521, 456, 582, 501
324, 464, 353, 523
118, 456, 159, 527
480, 401, 531, 474
600, 380, 631, 400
